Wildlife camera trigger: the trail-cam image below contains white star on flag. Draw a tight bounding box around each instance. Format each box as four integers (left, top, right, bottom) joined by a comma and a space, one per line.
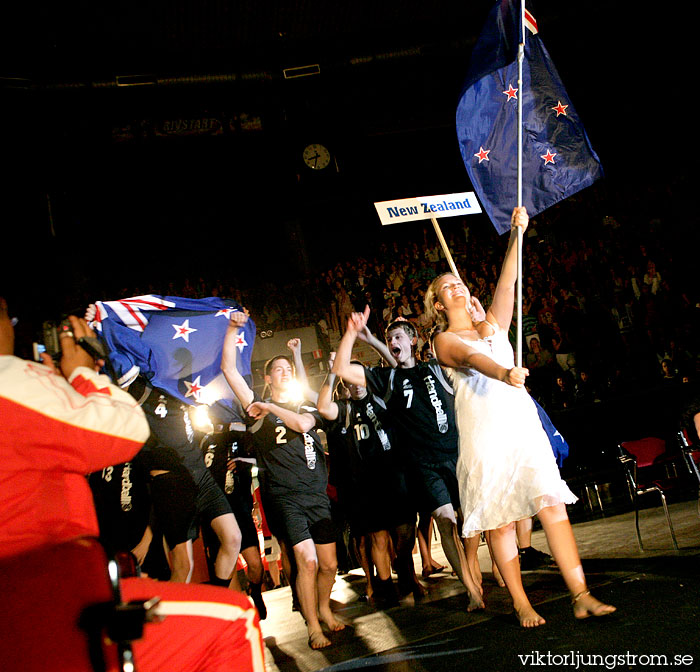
215, 308, 236, 319
172, 319, 197, 342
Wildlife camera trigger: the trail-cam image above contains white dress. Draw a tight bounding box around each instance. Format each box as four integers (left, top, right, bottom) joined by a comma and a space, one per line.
446, 327, 577, 538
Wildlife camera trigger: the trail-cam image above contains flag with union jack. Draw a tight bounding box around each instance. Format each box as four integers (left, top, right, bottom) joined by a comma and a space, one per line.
90, 295, 256, 419
456, 0, 603, 234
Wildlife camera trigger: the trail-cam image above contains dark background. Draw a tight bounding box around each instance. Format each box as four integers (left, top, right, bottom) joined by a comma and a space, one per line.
0, 2, 695, 299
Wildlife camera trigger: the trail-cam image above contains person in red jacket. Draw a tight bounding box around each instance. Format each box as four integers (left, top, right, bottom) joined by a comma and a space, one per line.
0, 296, 264, 672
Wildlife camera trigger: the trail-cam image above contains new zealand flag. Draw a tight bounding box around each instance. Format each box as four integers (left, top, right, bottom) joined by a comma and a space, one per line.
532, 397, 569, 467
456, 0, 603, 234
90, 295, 255, 421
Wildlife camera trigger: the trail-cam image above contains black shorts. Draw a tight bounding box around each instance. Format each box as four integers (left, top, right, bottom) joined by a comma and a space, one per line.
341, 469, 417, 536
192, 467, 233, 525
149, 468, 199, 548
150, 466, 232, 548
411, 457, 461, 514
263, 490, 336, 547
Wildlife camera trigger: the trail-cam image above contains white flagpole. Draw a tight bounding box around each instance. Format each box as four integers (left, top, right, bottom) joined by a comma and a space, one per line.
516, 1, 525, 367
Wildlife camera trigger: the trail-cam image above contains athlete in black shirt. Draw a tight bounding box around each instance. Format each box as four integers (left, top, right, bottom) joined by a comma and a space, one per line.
222, 311, 345, 650
318, 362, 420, 605
334, 310, 483, 611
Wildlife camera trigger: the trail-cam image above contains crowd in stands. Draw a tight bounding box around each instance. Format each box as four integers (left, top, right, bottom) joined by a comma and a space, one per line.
18, 174, 689, 424
55, 176, 695, 418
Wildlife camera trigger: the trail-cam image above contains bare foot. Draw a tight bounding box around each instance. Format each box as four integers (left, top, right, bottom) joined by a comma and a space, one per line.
467, 591, 485, 612
308, 629, 331, 649
572, 591, 616, 619
319, 611, 346, 632
515, 603, 546, 627
492, 563, 506, 588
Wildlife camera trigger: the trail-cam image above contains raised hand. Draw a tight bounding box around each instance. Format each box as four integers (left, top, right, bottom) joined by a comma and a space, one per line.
229, 310, 249, 329
347, 305, 370, 334
511, 206, 529, 232
59, 316, 101, 378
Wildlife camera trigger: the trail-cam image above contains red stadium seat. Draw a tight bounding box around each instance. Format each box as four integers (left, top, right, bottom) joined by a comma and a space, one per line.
0, 537, 155, 672
618, 437, 681, 551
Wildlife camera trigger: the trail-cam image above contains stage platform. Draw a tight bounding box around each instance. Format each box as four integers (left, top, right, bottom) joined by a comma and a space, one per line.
259, 498, 700, 671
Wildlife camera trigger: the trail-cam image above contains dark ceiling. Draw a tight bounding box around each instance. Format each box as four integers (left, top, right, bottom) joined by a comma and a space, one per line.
1, 2, 694, 298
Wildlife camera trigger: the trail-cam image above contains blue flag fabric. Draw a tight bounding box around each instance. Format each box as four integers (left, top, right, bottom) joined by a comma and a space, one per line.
532, 396, 569, 467
90, 295, 256, 420
456, 0, 603, 234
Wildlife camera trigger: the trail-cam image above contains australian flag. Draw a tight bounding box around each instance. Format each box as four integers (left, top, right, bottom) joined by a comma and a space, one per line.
90, 295, 256, 421
456, 0, 603, 234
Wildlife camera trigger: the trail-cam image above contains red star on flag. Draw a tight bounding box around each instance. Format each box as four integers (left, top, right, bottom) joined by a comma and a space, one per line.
184, 375, 203, 401
172, 318, 197, 342
551, 101, 568, 117
215, 308, 235, 319
540, 150, 557, 165
502, 84, 518, 101
234, 332, 248, 351
474, 147, 491, 163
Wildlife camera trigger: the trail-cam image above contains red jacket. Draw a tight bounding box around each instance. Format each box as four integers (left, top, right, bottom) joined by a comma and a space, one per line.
0, 356, 150, 559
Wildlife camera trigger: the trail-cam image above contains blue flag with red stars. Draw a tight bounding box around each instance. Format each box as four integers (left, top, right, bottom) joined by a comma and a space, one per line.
90, 295, 256, 420
456, 0, 603, 234
532, 397, 569, 467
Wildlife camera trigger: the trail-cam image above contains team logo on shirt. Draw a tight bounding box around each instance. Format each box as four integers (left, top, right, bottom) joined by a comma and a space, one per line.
120, 462, 133, 512
424, 374, 449, 434
303, 433, 316, 470
364, 401, 391, 451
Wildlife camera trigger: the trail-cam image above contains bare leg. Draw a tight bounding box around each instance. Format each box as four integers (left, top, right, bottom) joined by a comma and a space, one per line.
432, 504, 483, 610
489, 523, 545, 627
355, 534, 375, 599
456, 508, 482, 590
168, 539, 194, 583
536, 504, 615, 619
515, 517, 533, 547
369, 531, 391, 581
315, 542, 345, 632
210, 513, 242, 588
393, 522, 424, 598
418, 513, 444, 576
463, 533, 484, 592
484, 531, 505, 587
241, 546, 267, 620
293, 539, 330, 649
268, 557, 281, 588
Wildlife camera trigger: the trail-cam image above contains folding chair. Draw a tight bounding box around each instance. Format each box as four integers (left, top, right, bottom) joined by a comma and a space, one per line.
618, 437, 680, 551
677, 428, 700, 515
0, 537, 157, 672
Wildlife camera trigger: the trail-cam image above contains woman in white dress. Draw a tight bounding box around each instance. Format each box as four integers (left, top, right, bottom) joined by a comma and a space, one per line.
425, 207, 615, 627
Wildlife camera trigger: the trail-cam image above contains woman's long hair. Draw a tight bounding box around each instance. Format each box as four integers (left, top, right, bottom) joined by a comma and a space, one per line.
423, 272, 453, 335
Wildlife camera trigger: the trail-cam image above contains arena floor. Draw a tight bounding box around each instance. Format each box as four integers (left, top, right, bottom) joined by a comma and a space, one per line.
258, 498, 700, 672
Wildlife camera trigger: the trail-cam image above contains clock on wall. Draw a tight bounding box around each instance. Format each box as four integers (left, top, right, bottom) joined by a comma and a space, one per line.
302, 143, 331, 170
